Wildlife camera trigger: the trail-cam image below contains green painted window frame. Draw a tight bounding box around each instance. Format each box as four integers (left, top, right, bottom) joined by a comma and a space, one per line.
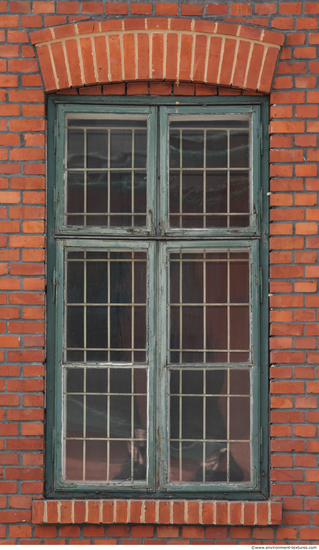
46, 95, 269, 499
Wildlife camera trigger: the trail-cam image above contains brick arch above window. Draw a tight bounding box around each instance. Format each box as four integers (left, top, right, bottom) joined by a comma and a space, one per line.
30, 19, 285, 94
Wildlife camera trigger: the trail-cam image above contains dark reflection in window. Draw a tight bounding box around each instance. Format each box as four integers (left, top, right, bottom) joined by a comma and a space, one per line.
169, 369, 250, 483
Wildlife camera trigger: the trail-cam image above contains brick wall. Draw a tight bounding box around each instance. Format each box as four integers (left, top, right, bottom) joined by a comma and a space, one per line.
0, 0, 319, 543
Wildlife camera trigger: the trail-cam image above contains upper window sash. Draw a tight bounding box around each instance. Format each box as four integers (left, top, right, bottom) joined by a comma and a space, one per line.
159, 105, 261, 238
55, 105, 157, 236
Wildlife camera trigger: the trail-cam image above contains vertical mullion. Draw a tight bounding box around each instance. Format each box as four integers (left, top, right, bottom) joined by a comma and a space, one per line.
107, 250, 110, 363
84, 129, 87, 227
131, 367, 134, 481
132, 252, 135, 364
83, 251, 87, 482
107, 129, 110, 227
132, 130, 135, 228
179, 250, 182, 365
226, 248, 230, 483
203, 368, 206, 483
203, 130, 206, 229
179, 129, 182, 229
227, 249, 230, 363
107, 366, 110, 483
226, 367, 230, 483
131, 251, 135, 479
179, 369, 182, 483
203, 250, 206, 483
227, 130, 230, 229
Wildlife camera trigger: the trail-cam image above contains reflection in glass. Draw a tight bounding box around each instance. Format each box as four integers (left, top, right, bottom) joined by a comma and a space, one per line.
66, 118, 147, 228
168, 118, 251, 229
168, 250, 250, 364
65, 249, 147, 364
64, 367, 148, 484
65, 440, 83, 480
169, 369, 250, 483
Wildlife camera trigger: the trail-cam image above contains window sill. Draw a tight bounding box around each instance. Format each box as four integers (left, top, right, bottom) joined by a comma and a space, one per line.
32, 499, 282, 526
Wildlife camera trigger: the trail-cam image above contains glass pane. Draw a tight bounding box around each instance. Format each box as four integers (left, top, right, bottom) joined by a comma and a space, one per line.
65, 440, 83, 480
168, 368, 251, 484
110, 306, 131, 352
87, 306, 107, 349
169, 130, 180, 168
230, 171, 249, 214
182, 130, 204, 168
110, 129, 132, 168
87, 172, 108, 214
67, 129, 84, 168
206, 172, 227, 214
110, 261, 132, 304
134, 171, 147, 214
206, 307, 227, 351
67, 306, 83, 349
66, 368, 83, 393
135, 130, 147, 168
206, 396, 227, 439
182, 261, 203, 304
182, 370, 203, 394
86, 368, 108, 393
230, 442, 250, 481
87, 130, 108, 169
206, 262, 227, 303
229, 397, 250, 440
182, 172, 203, 214
86, 261, 107, 304
168, 249, 251, 365
230, 130, 249, 168
64, 364, 148, 484
230, 259, 249, 303
110, 441, 132, 481
110, 368, 131, 393
86, 395, 107, 438
110, 172, 132, 218
168, 117, 251, 229
67, 171, 84, 220
65, 118, 148, 228
182, 307, 203, 350
66, 395, 83, 437
67, 261, 84, 303
85, 440, 107, 481
65, 248, 147, 365
230, 306, 249, 351
230, 369, 250, 395
204, 444, 227, 482
134, 259, 146, 304
110, 396, 131, 438
206, 130, 227, 168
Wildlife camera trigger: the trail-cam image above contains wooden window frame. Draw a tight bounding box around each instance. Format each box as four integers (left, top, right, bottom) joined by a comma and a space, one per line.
46, 95, 269, 499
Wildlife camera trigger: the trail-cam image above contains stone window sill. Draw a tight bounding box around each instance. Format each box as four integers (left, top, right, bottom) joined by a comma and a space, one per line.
32, 499, 282, 526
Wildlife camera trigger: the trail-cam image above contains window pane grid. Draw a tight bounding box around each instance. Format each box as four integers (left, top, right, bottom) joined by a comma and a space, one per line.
169, 368, 251, 484
64, 366, 148, 484
169, 124, 251, 229
168, 249, 251, 364
66, 121, 147, 228
65, 249, 147, 364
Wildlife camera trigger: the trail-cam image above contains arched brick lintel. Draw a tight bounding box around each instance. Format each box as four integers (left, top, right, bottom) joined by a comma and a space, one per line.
30, 19, 285, 94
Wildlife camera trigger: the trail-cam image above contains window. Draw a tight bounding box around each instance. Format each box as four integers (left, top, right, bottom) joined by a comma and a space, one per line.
47, 97, 268, 498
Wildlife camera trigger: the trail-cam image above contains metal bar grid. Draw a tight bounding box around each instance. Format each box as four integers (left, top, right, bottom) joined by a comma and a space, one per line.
65, 250, 147, 363
169, 126, 251, 228
64, 366, 148, 483
168, 249, 251, 363
168, 368, 251, 484
65, 124, 147, 226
